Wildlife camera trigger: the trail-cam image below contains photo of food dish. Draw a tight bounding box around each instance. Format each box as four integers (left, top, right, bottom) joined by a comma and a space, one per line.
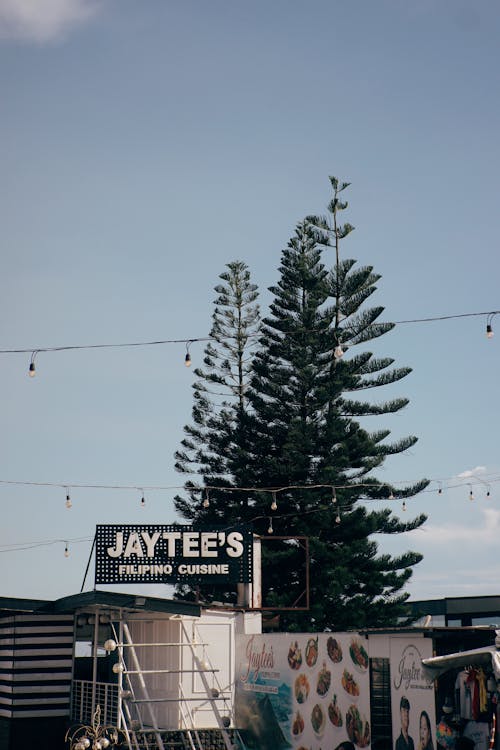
326, 636, 343, 663
349, 638, 369, 671
316, 661, 331, 696
288, 641, 303, 670
346, 704, 371, 747
305, 636, 318, 667
341, 669, 360, 697
311, 703, 326, 737
292, 710, 305, 737
327, 694, 343, 728
294, 673, 310, 704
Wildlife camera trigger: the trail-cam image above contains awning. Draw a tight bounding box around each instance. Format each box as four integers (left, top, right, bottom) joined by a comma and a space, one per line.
422, 643, 500, 681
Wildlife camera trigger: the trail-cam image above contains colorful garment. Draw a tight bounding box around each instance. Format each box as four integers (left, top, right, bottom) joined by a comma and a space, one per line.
436, 719, 458, 750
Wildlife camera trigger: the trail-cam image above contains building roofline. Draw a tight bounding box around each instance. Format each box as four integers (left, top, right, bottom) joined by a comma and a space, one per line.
0, 590, 201, 618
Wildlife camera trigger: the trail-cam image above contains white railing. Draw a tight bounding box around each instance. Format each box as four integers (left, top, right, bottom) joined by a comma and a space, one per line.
71, 680, 119, 726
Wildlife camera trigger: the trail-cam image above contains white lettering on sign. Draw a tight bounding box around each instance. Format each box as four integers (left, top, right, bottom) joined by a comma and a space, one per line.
106, 529, 245, 560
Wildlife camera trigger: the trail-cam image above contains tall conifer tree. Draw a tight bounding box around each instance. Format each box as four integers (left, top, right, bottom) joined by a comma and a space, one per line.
174, 261, 260, 601
175, 179, 428, 628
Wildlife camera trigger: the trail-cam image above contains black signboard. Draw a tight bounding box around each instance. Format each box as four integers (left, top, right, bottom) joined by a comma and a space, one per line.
95, 524, 253, 585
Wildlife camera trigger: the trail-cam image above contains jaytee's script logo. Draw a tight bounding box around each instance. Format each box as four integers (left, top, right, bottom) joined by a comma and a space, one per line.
393, 644, 432, 691
240, 636, 274, 683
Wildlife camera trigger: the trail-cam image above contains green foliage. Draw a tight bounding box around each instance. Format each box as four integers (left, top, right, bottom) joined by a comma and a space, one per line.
174, 178, 428, 628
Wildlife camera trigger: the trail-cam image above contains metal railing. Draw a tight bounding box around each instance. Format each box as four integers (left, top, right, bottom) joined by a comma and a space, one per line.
71, 679, 119, 726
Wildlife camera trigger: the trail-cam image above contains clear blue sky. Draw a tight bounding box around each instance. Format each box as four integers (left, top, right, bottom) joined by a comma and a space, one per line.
1, 0, 499, 604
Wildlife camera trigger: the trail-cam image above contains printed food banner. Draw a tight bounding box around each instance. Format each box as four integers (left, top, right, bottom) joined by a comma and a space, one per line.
390, 638, 436, 750
235, 632, 371, 750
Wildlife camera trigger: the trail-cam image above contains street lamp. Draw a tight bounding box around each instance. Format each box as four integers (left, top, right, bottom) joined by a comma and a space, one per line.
65, 705, 125, 749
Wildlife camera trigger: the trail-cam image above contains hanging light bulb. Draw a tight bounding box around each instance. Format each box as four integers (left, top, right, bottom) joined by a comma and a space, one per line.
486, 487, 491, 498
335, 510, 341, 524
64, 542, 69, 558
402, 500, 407, 512
65, 490, 72, 509
203, 490, 210, 508
469, 486, 474, 501
267, 517, 273, 534
486, 324, 494, 338
28, 351, 38, 377
388, 488, 394, 500
185, 342, 192, 367
140, 492, 146, 507
438, 484, 443, 495
331, 487, 337, 505
270, 492, 277, 511
334, 344, 344, 359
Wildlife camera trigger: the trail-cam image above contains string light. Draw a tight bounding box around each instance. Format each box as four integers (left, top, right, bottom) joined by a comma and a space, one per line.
140, 491, 146, 507
28, 351, 38, 377
267, 517, 273, 534
486, 313, 497, 338
65, 489, 72, 509
270, 491, 277, 511
402, 500, 407, 512
486, 487, 491, 498
203, 489, 210, 508
388, 488, 395, 500
4, 473, 500, 499
1, 308, 498, 374
469, 485, 474, 501
64, 542, 69, 558
335, 510, 341, 524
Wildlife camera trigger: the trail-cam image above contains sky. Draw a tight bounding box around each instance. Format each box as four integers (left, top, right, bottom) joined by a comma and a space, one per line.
1, 0, 499, 607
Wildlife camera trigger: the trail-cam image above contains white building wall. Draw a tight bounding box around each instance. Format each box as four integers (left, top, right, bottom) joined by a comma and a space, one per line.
126, 607, 261, 730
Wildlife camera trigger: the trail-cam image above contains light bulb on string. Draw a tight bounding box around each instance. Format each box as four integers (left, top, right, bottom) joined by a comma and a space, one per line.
469, 486, 474, 501
335, 510, 341, 524
270, 491, 277, 511
203, 489, 210, 508
184, 342, 192, 367
334, 344, 344, 359
387, 487, 394, 500
331, 487, 337, 505
267, 517, 273, 534
486, 313, 496, 338
438, 483, 443, 495
140, 490, 146, 507
64, 542, 69, 558
28, 350, 38, 378
486, 486, 491, 498
65, 489, 72, 509
402, 500, 407, 512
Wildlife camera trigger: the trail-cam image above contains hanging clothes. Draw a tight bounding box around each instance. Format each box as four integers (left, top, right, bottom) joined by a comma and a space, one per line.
477, 668, 488, 715
463, 721, 491, 750
456, 670, 473, 720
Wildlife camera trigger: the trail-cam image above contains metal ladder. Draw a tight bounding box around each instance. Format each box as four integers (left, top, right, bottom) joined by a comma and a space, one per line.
109, 618, 239, 750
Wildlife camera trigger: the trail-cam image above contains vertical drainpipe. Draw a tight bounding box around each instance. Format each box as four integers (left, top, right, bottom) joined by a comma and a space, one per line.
91, 610, 99, 716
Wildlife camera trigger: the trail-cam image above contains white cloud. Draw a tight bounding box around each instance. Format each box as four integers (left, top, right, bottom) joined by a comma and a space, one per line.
457, 465, 486, 479
0, 0, 103, 42
408, 506, 500, 545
